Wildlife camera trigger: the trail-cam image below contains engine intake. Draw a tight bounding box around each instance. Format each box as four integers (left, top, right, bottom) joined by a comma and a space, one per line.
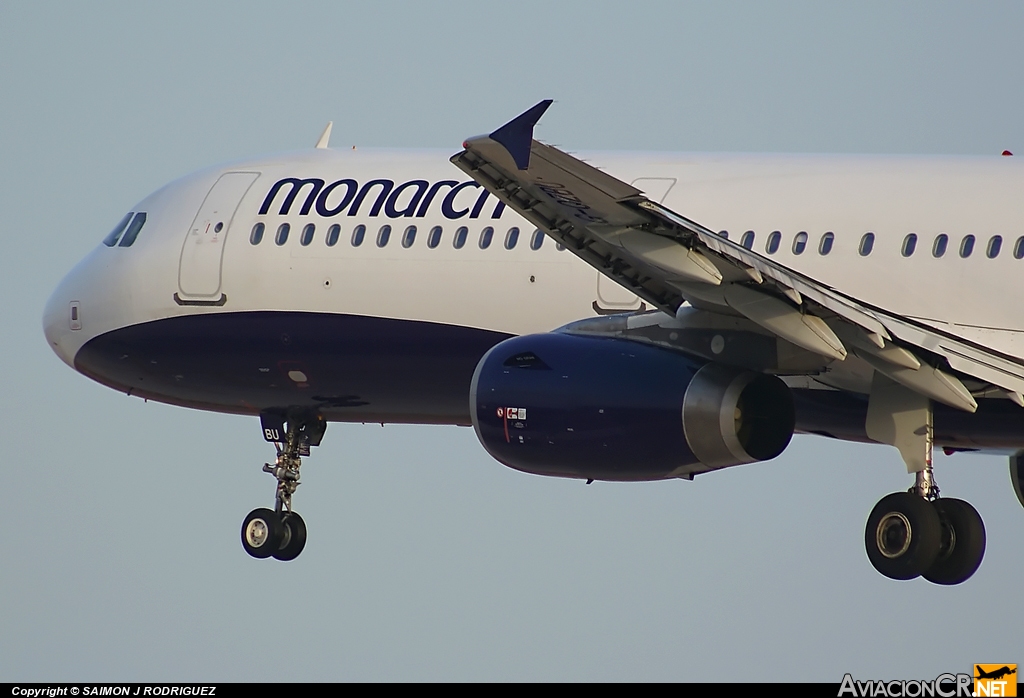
470, 332, 794, 481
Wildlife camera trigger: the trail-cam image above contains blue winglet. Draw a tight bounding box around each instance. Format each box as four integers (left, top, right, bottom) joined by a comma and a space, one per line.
488, 100, 553, 170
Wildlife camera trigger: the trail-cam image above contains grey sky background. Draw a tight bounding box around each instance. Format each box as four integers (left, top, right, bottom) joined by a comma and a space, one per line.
2, 0, 1023, 681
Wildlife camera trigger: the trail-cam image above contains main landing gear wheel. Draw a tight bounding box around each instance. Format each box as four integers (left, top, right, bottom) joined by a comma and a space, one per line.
865, 492, 942, 580
922, 498, 986, 586
242, 508, 284, 559
864, 377, 988, 584
272, 512, 307, 562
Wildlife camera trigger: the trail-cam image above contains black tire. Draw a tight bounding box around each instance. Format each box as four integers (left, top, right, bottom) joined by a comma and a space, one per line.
865, 492, 942, 580
923, 498, 986, 585
241, 508, 284, 559
273, 511, 307, 561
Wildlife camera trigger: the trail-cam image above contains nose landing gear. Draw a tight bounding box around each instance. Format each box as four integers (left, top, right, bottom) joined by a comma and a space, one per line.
241, 412, 324, 561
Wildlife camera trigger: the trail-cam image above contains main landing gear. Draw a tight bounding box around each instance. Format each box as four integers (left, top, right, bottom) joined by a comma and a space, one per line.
241, 412, 325, 561
864, 468, 986, 585
863, 375, 986, 584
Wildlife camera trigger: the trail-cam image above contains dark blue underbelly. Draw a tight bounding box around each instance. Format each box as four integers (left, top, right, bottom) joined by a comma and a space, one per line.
74, 310, 1024, 449
74, 311, 512, 424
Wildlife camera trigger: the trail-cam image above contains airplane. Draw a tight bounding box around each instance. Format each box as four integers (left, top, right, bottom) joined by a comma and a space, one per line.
975, 667, 1017, 681
42, 100, 1024, 583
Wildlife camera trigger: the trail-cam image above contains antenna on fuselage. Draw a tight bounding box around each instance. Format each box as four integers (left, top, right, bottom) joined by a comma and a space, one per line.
315, 121, 333, 149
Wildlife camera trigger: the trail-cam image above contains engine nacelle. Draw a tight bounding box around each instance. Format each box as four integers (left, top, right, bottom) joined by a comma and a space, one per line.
470, 332, 795, 481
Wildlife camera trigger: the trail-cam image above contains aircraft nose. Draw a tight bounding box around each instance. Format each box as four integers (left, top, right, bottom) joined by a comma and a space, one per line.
43, 247, 112, 370
43, 266, 82, 369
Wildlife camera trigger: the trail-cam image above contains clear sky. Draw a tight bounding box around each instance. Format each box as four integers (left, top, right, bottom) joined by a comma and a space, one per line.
2, 0, 1022, 682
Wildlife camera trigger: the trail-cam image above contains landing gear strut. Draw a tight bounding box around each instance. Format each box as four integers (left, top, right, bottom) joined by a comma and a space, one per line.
863, 374, 985, 584
241, 412, 325, 561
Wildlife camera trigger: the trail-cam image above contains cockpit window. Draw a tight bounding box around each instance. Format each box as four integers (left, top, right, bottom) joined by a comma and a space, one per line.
118, 212, 147, 247
103, 212, 134, 247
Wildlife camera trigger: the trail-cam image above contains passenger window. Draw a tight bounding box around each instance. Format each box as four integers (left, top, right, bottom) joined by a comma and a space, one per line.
718, 230, 729, 239
901, 233, 917, 257
933, 234, 948, 257
118, 212, 147, 247
453, 226, 468, 249
377, 224, 391, 247
275, 223, 290, 246
402, 225, 417, 248
103, 212, 134, 247
741, 231, 755, 250
1014, 237, 1024, 259
479, 226, 494, 249
250, 222, 265, 245
859, 232, 875, 256
766, 231, 781, 254
960, 235, 975, 258
556, 242, 566, 251
792, 232, 808, 255
351, 224, 366, 247
505, 226, 520, 250
300, 223, 315, 246
987, 235, 1002, 258
819, 232, 834, 255
427, 226, 442, 249
530, 229, 545, 250
326, 224, 341, 247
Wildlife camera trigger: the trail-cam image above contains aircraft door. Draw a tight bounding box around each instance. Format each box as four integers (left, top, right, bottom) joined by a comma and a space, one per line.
594, 177, 676, 313
177, 171, 260, 303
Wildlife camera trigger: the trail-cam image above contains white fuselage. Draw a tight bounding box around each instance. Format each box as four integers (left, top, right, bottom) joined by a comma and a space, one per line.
42, 148, 1024, 426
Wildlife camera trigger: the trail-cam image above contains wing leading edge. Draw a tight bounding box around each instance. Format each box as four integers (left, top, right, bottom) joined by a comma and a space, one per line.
451, 101, 1024, 413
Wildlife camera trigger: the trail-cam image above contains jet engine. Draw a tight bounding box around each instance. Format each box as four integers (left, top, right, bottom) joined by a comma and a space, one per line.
470, 332, 795, 481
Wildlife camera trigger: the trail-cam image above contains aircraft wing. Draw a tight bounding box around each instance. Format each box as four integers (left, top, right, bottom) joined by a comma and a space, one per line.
451, 101, 1024, 413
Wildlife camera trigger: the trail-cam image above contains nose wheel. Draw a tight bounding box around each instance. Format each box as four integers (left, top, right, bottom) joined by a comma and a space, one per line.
241, 509, 307, 561
241, 508, 284, 559
241, 412, 324, 562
